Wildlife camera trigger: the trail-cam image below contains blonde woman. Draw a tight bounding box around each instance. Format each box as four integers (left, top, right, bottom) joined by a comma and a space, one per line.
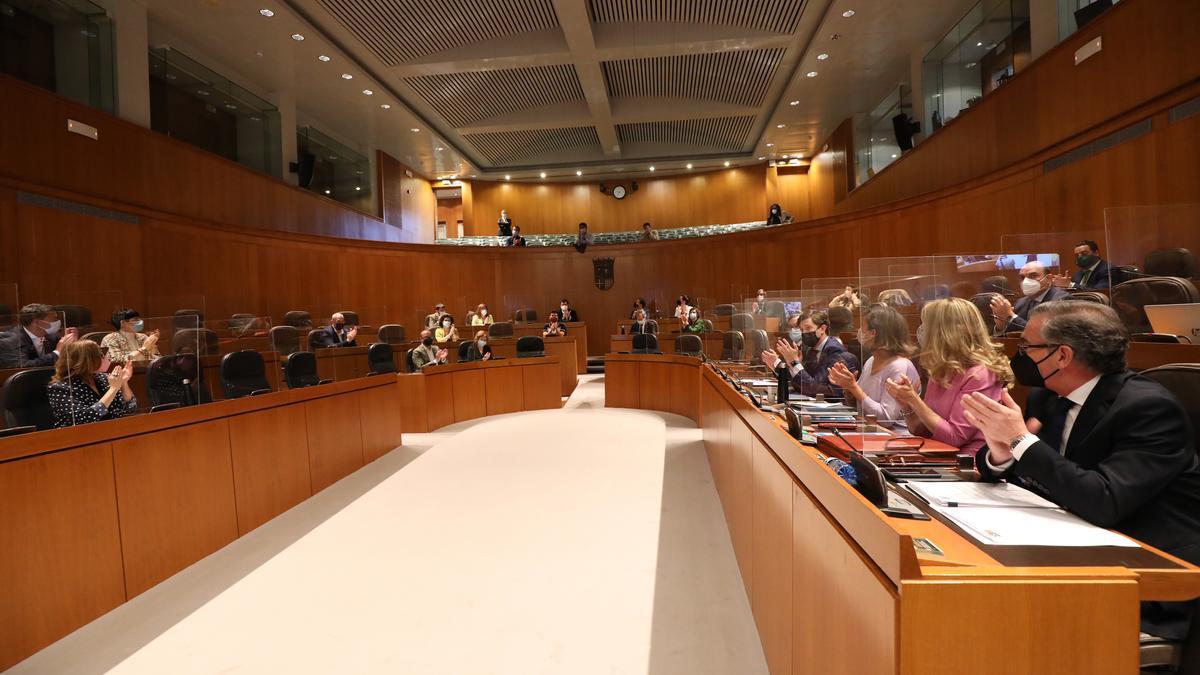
885, 298, 1013, 455
471, 304, 494, 326
46, 340, 137, 428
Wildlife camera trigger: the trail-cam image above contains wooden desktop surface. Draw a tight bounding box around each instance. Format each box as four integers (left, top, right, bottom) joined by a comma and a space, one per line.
604, 353, 1200, 675
394, 356, 563, 433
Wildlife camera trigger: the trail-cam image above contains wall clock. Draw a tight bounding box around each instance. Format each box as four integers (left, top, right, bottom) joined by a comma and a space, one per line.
612, 185, 626, 200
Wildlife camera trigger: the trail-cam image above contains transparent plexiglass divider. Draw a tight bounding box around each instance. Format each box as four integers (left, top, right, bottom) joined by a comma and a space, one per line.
50, 290, 124, 339
146, 294, 208, 326
1105, 204, 1200, 339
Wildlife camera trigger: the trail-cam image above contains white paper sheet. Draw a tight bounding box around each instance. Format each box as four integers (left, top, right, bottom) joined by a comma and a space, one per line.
906, 482, 1058, 509
936, 505, 1138, 547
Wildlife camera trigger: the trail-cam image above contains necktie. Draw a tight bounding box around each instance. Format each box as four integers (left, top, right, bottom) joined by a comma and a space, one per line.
1037, 396, 1076, 454
1080, 269, 1092, 287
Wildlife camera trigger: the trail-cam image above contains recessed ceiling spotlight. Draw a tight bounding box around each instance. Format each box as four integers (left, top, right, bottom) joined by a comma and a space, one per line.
965, 62, 977, 69
255, 51, 264, 58
649, 166, 655, 171
891, 153, 898, 159
575, 170, 582, 176
830, 33, 840, 40
318, 55, 331, 62
197, 89, 210, 96
290, 33, 304, 41
817, 53, 830, 60
328, 154, 337, 160
341, 73, 353, 80
540, 172, 547, 178
165, 73, 177, 80
225, 103, 237, 110
355, 186, 362, 191
724, 161, 730, 167
686, 163, 693, 169
471, 174, 476, 178
362, 89, 373, 95
259, 8, 274, 17
842, 9, 855, 17
436, 146, 444, 151
324, 189, 331, 194
806, 71, 819, 77
410, 127, 420, 132
976, 41, 983, 47
777, 123, 786, 128
789, 100, 799, 105
758, 156, 766, 160
766, 143, 774, 147
505, 175, 511, 180
380, 104, 390, 109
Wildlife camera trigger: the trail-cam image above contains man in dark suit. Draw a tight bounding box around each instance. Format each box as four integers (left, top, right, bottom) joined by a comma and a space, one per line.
1069, 239, 1111, 289
990, 261, 1070, 333
1, 303, 75, 368
309, 312, 357, 349
629, 309, 656, 335
963, 301, 1200, 639
557, 299, 579, 323
760, 309, 859, 398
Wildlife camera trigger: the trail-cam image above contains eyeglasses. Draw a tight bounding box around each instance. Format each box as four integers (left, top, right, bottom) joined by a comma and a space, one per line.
1017, 341, 1059, 355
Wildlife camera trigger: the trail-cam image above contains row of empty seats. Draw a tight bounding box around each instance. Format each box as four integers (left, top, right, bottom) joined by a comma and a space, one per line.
436, 220, 777, 247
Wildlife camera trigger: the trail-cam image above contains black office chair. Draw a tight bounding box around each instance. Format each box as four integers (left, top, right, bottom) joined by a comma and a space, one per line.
712, 303, 736, 317
488, 321, 514, 338
219, 350, 272, 399
1111, 277, 1200, 334
721, 331, 745, 360
1066, 291, 1109, 305
171, 328, 219, 356
1140, 364, 1200, 446
1131, 333, 1186, 344
970, 293, 999, 330
0, 425, 36, 438
765, 300, 787, 321
367, 342, 397, 375
749, 329, 769, 364
405, 348, 417, 373
284, 351, 330, 388
149, 403, 182, 413
146, 353, 207, 406
2, 367, 55, 430
335, 309, 360, 326
675, 334, 703, 357
377, 324, 406, 344
731, 312, 754, 333
283, 310, 313, 329
270, 325, 300, 357
632, 333, 660, 354
172, 309, 205, 330
513, 308, 538, 323
1144, 248, 1197, 279
458, 341, 474, 361
827, 306, 854, 336
51, 304, 91, 330
516, 336, 545, 358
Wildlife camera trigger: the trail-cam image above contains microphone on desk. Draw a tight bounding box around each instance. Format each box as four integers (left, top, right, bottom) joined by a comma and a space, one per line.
829, 426, 857, 453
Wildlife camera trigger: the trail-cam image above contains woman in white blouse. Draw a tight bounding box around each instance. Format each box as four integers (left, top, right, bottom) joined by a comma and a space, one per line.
100, 308, 160, 364
828, 305, 920, 430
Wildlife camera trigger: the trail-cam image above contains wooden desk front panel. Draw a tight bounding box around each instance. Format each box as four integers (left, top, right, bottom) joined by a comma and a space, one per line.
451, 369, 488, 422
750, 438, 793, 675
227, 403, 312, 534
424, 373, 457, 430
484, 366, 525, 415
603, 358, 640, 409
304, 393, 366, 493
522, 362, 562, 411
0, 443, 126, 671
357, 384, 404, 463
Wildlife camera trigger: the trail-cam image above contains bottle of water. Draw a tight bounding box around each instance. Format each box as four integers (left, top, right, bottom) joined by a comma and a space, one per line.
824, 457, 857, 486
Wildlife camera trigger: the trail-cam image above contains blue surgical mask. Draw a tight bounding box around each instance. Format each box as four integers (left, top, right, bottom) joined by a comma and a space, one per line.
131, 319, 145, 332
788, 328, 803, 342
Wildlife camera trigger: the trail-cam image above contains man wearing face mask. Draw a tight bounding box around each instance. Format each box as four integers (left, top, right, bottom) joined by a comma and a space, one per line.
760, 310, 858, 398
424, 303, 448, 330
310, 312, 358, 349
6, 303, 76, 367
543, 312, 568, 337
1068, 240, 1110, 290
629, 309, 656, 335
989, 261, 1069, 334
963, 301, 1200, 640
412, 329, 448, 370
557, 299, 579, 323
751, 290, 767, 315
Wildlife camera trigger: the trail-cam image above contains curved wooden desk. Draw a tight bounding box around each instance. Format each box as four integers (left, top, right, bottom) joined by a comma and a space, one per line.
393, 356, 563, 433
605, 353, 1200, 675
0, 376, 402, 671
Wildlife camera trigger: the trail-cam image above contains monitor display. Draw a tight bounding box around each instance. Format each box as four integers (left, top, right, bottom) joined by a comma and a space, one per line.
955, 253, 1060, 272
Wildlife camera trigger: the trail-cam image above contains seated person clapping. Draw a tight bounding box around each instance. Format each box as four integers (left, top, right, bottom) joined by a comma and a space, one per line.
682, 308, 706, 333
629, 309, 655, 334
412, 329, 448, 370
47, 341, 138, 428
543, 312, 567, 337
310, 312, 358, 348
4, 303, 77, 368
434, 314, 459, 343
472, 304, 494, 326
884, 298, 1012, 456
761, 309, 858, 398
828, 305, 920, 429
101, 308, 161, 364
463, 330, 493, 362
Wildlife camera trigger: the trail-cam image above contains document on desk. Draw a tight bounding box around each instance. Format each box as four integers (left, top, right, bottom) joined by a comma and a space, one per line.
739, 378, 778, 387
906, 481, 1058, 509
937, 505, 1139, 547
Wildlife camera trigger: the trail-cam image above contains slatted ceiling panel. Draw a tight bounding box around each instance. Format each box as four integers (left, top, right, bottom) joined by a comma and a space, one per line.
588, 0, 807, 34
603, 49, 784, 107
317, 0, 560, 65
617, 116, 755, 150
405, 65, 585, 128
463, 126, 602, 164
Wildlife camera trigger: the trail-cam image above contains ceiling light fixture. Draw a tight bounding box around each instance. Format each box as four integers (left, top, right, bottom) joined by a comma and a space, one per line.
197, 89, 210, 96
724, 161, 730, 167
355, 186, 362, 191
380, 104, 390, 109
324, 189, 331, 194
410, 128, 420, 132
789, 100, 799, 105
362, 89, 373, 95
777, 123, 786, 128
318, 55, 331, 62
290, 33, 304, 41
806, 71, 819, 77
976, 41, 983, 47
817, 53, 830, 60
540, 172, 547, 178
259, 9, 274, 17
436, 146, 444, 151
781, 154, 788, 159
965, 62, 978, 69
758, 156, 766, 160
891, 154, 898, 159
842, 9, 855, 17
686, 163, 693, 169
649, 166, 655, 171
505, 175, 511, 180
225, 103, 237, 110
341, 73, 353, 80
575, 170, 582, 176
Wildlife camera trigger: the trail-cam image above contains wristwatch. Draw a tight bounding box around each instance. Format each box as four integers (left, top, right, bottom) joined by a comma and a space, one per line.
1010, 433, 1037, 450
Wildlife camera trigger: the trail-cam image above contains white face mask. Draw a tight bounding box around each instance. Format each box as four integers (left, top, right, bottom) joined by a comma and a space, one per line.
560, 306, 568, 313
480, 309, 488, 316
442, 320, 451, 328
41, 319, 62, 335
1020, 277, 1043, 296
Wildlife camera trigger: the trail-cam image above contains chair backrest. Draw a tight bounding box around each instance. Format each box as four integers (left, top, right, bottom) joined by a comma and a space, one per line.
52, 304, 91, 329
731, 312, 754, 333
284, 351, 321, 388
702, 319, 713, 331
81, 331, 108, 344
171, 328, 219, 355
827, 306, 854, 335
335, 310, 360, 326
749, 329, 769, 362
458, 341, 474, 360
219, 350, 271, 399
970, 293, 997, 328
1111, 277, 1200, 334
1144, 248, 1197, 279
270, 325, 300, 357
516, 336, 545, 357
146, 353, 205, 406
1140, 364, 1200, 449
377, 324, 406, 344
675, 333, 703, 356
2, 367, 55, 430
465, 311, 477, 325
1110, 265, 1140, 286
632, 333, 658, 353
283, 310, 313, 328
231, 313, 255, 320
721, 331, 745, 360
367, 343, 397, 374
513, 308, 538, 323
712, 303, 735, 317
172, 309, 204, 329
1131, 333, 1185, 344
405, 348, 416, 373
1066, 291, 1109, 305
765, 300, 786, 320
488, 321, 514, 337
645, 319, 659, 334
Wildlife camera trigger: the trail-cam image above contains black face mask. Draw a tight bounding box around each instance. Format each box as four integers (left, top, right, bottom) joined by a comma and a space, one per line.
334, 322, 345, 331
1010, 346, 1061, 388
422, 337, 433, 347
1076, 253, 1099, 269
800, 331, 819, 349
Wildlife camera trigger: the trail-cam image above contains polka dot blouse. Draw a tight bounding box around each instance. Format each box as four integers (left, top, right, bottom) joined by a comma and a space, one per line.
47, 373, 138, 428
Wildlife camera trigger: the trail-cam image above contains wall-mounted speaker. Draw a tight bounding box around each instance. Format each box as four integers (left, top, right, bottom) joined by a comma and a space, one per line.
631, 180, 639, 192
599, 183, 608, 194
295, 151, 316, 188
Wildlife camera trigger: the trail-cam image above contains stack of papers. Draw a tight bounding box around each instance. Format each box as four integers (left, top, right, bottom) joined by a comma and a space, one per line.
906, 482, 1138, 548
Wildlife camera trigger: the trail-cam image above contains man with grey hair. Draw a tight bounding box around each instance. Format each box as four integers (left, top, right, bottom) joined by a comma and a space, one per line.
962, 300, 1200, 639
989, 260, 1069, 334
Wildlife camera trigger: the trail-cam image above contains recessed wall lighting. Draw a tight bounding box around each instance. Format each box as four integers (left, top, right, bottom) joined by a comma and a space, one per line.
842, 9, 855, 17
806, 71, 819, 77
789, 100, 799, 105
724, 161, 730, 167
259, 8, 274, 17
575, 170, 582, 176
362, 89, 373, 95
817, 53, 830, 60
649, 166, 655, 171
341, 73, 353, 80
290, 33, 304, 41
686, 163, 693, 169
540, 172, 547, 178
380, 104, 390, 109
318, 55, 331, 62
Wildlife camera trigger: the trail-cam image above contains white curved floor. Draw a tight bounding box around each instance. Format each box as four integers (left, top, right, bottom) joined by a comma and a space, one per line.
12, 375, 767, 675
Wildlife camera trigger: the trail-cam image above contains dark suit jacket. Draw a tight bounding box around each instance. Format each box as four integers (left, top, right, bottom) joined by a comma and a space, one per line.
309, 325, 356, 349
1005, 285, 1071, 331
977, 372, 1200, 574
777, 337, 859, 398
1071, 259, 1111, 289
558, 308, 580, 323
497, 220, 512, 237
462, 342, 493, 362
629, 320, 656, 335
1, 327, 61, 368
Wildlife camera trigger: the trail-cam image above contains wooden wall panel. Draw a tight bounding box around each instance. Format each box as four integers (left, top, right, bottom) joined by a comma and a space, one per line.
304, 394, 365, 492
358, 384, 403, 463
751, 438, 793, 675
728, 418, 754, 597
424, 370, 457, 428
0, 443, 126, 671
112, 419, 239, 597
451, 369, 487, 422
228, 404, 313, 535
603, 359, 640, 409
